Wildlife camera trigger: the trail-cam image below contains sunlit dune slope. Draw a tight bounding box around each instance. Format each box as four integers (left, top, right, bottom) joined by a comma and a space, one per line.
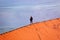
0, 18, 60, 40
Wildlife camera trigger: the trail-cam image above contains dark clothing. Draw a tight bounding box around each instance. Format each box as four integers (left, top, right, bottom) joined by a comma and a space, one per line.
30, 16, 33, 23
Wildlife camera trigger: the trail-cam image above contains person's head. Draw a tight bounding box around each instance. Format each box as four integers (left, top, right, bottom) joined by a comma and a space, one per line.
30, 16, 32, 17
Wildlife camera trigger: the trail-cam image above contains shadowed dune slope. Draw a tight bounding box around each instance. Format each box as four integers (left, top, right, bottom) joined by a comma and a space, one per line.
0, 18, 60, 40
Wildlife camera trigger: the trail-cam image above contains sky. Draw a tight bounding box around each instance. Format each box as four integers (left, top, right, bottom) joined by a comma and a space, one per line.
0, 0, 60, 33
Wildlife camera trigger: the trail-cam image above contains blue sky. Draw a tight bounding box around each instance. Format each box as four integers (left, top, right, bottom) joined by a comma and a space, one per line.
0, 0, 60, 33
0, 0, 60, 7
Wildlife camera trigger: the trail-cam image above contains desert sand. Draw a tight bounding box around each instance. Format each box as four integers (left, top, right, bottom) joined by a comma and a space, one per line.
0, 18, 60, 40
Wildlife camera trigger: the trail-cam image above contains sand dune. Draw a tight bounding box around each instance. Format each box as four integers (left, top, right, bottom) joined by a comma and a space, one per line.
0, 18, 60, 40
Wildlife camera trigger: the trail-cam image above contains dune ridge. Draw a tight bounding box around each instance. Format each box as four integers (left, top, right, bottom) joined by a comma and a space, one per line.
0, 18, 60, 40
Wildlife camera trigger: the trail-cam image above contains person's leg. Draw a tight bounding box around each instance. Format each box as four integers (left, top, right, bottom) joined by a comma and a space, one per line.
30, 18, 33, 23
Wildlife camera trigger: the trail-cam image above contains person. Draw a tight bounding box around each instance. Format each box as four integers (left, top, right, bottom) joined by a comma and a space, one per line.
30, 16, 33, 23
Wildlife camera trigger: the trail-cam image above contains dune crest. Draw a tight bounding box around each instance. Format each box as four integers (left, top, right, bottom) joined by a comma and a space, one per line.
0, 18, 60, 40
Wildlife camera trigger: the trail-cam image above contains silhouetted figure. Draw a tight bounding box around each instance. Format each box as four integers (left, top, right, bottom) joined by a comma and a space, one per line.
30, 16, 33, 23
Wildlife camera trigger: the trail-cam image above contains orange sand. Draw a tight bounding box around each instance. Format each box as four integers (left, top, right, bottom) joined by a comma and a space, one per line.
0, 18, 60, 40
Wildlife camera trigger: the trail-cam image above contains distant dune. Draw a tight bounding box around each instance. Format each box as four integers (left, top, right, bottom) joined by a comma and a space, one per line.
0, 18, 60, 40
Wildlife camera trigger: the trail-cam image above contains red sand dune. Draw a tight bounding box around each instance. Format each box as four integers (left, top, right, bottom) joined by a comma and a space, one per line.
0, 18, 60, 40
